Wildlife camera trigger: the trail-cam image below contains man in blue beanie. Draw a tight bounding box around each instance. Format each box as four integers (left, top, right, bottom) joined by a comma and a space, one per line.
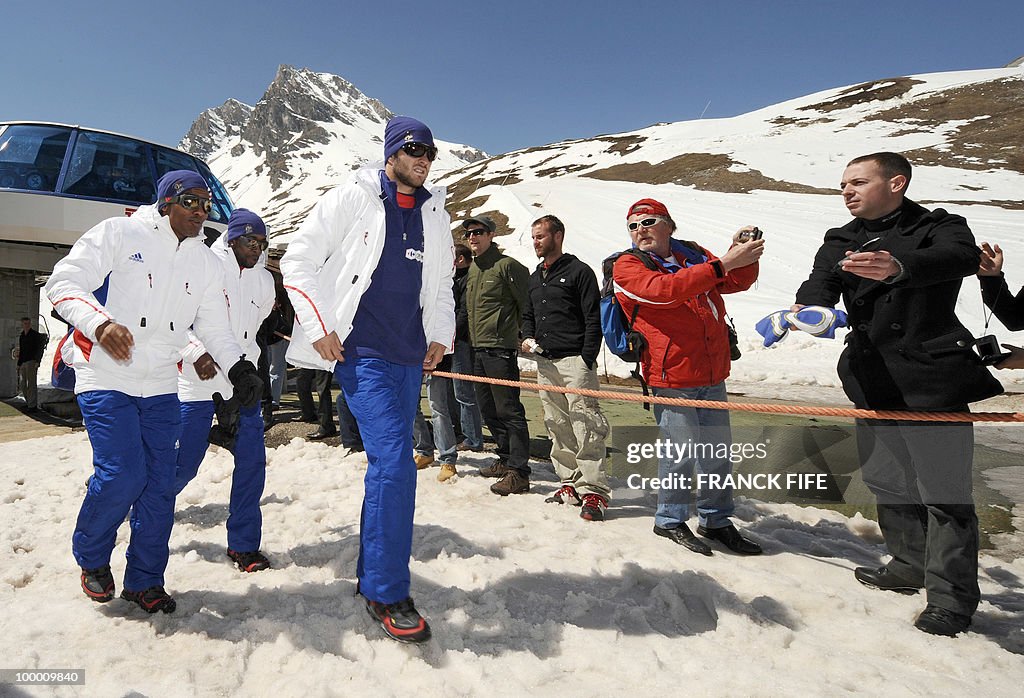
282, 116, 454, 643
175, 208, 276, 572
46, 170, 262, 614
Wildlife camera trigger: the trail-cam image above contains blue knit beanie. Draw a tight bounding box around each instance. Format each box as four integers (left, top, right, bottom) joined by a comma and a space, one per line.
156, 170, 209, 210
226, 208, 267, 242
383, 116, 434, 161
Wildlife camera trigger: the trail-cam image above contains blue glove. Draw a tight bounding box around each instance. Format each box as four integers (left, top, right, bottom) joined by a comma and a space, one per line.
755, 311, 791, 347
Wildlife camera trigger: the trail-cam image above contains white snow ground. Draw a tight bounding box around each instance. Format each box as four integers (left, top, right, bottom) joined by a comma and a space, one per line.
1, 429, 1023, 697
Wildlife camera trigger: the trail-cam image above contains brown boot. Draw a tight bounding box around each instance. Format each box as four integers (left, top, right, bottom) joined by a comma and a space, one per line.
437, 463, 457, 482
490, 469, 530, 496
478, 460, 509, 478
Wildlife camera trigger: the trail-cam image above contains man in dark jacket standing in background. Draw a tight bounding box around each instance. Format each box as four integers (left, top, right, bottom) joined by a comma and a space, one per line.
16, 316, 47, 411
521, 215, 611, 521
463, 215, 532, 496
794, 151, 1003, 637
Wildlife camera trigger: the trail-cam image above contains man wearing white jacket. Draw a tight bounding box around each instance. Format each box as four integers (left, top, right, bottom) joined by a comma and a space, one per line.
45, 170, 262, 614
175, 209, 276, 573
281, 116, 454, 644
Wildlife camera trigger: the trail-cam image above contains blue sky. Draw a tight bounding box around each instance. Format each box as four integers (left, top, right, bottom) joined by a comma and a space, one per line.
2, 1, 1021, 155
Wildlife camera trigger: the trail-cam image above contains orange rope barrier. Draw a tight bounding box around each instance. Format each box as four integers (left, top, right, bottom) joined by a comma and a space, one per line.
430, 370, 1024, 423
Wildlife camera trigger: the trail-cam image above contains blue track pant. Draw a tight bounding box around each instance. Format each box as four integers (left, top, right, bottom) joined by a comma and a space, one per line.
336, 358, 421, 604
74, 390, 181, 591
175, 400, 266, 552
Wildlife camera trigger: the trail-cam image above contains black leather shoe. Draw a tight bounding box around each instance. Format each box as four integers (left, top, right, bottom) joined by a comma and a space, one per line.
854, 566, 923, 594
653, 524, 712, 556
914, 604, 971, 637
307, 428, 338, 441
697, 524, 763, 556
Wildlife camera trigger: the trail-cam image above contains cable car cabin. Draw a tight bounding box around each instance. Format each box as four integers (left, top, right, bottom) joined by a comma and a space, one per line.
0, 121, 235, 397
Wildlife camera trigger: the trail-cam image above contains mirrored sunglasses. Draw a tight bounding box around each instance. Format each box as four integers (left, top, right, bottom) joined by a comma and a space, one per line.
627, 217, 663, 232
401, 142, 438, 162
168, 194, 212, 213
237, 234, 269, 251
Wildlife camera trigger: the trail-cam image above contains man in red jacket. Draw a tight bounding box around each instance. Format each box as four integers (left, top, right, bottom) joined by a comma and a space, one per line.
613, 198, 763, 555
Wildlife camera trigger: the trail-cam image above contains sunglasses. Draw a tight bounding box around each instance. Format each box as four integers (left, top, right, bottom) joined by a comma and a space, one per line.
627, 217, 663, 232
463, 228, 489, 239
168, 194, 212, 213
236, 234, 269, 251
401, 142, 438, 162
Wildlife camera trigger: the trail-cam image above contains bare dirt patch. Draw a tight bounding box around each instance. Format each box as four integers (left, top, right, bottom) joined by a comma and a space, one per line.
583, 152, 835, 195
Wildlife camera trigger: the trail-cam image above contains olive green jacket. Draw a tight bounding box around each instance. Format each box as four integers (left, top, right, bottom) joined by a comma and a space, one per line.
464, 243, 530, 349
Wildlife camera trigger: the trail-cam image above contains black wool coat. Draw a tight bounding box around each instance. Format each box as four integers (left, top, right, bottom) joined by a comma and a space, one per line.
795, 199, 1002, 410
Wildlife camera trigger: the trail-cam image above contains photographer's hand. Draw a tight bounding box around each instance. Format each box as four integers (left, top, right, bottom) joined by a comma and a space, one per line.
995, 344, 1024, 370
978, 242, 1003, 277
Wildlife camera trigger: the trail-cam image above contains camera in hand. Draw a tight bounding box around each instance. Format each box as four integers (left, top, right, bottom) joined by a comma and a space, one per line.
740, 227, 763, 242
972, 334, 1012, 365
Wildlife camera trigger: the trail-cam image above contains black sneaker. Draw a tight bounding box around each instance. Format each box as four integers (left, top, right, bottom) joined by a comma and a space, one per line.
545, 484, 581, 506
580, 494, 608, 521
365, 597, 432, 643
80, 565, 115, 603
121, 586, 176, 614
227, 549, 271, 572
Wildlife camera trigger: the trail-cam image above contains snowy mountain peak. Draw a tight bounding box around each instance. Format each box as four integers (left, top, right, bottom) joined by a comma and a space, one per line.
179, 64, 487, 236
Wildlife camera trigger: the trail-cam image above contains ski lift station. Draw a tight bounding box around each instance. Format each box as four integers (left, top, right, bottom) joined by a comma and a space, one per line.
0, 121, 234, 397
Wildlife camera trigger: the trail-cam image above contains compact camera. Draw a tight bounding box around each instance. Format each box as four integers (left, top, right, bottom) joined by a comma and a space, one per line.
739, 227, 763, 242
972, 334, 1011, 365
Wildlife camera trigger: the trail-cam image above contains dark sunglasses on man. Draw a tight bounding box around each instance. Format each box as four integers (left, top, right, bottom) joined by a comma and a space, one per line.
167, 194, 212, 214
627, 217, 663, 232
401, 142, 438, 162
463, 228, 488, 239
235, 234, 269, 251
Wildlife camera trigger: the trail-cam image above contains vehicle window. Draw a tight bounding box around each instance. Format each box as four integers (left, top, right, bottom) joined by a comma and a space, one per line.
195, 160, 234, 224
62, 131, 156, 203
0, 124, 72, 192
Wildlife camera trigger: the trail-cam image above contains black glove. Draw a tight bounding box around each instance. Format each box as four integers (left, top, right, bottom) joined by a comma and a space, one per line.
208, 392, 241, 453
228, 359, 263, 409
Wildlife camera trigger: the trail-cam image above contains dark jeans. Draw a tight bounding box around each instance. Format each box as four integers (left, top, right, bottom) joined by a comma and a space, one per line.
297, 368, 334, 432
335, 383, 363, 449
472, 347, 530, 474
857, 417, 979, 616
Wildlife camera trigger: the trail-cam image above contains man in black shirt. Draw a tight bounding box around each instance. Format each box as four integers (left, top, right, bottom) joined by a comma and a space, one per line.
16, 317, 47, 411
521, 215, 611, 521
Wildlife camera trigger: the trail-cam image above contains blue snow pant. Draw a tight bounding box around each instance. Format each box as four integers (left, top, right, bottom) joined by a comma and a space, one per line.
174, 400, 266, 552
74, 390, 181, 591
335, 358, 421, 604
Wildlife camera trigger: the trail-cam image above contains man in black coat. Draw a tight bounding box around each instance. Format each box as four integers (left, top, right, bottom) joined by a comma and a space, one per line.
794, 152, 1002, 637
16, 317, 47, 411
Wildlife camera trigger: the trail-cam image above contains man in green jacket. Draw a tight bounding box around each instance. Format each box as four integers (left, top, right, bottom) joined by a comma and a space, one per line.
461, 215, 532, 496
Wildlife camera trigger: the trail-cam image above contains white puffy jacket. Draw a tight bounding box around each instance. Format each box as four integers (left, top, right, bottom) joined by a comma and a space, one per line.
45, 205, 244, 397
281, 166, 455, 371
178, 231, 275, 402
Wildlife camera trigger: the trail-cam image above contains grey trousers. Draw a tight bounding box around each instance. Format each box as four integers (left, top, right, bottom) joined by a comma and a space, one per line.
535, 355, 611, 499
18, 360, 38, 409
857, 418, 979, 617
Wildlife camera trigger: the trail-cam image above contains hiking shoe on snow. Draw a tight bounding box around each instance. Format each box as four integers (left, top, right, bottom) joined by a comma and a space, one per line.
490, 469, 530, 496
580, 494, 608, 521
545, 484, 582, 506
437, 463, 457, 482
365, 597, 432, 643
80, 565, 115, 603
121, 586, 176, 614
478, 460, 509, 478
414, 453, 435, 469
227, 549, 271, 572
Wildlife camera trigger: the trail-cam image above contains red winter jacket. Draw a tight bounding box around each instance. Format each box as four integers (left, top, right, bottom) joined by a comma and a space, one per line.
612, 244, 757, 389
